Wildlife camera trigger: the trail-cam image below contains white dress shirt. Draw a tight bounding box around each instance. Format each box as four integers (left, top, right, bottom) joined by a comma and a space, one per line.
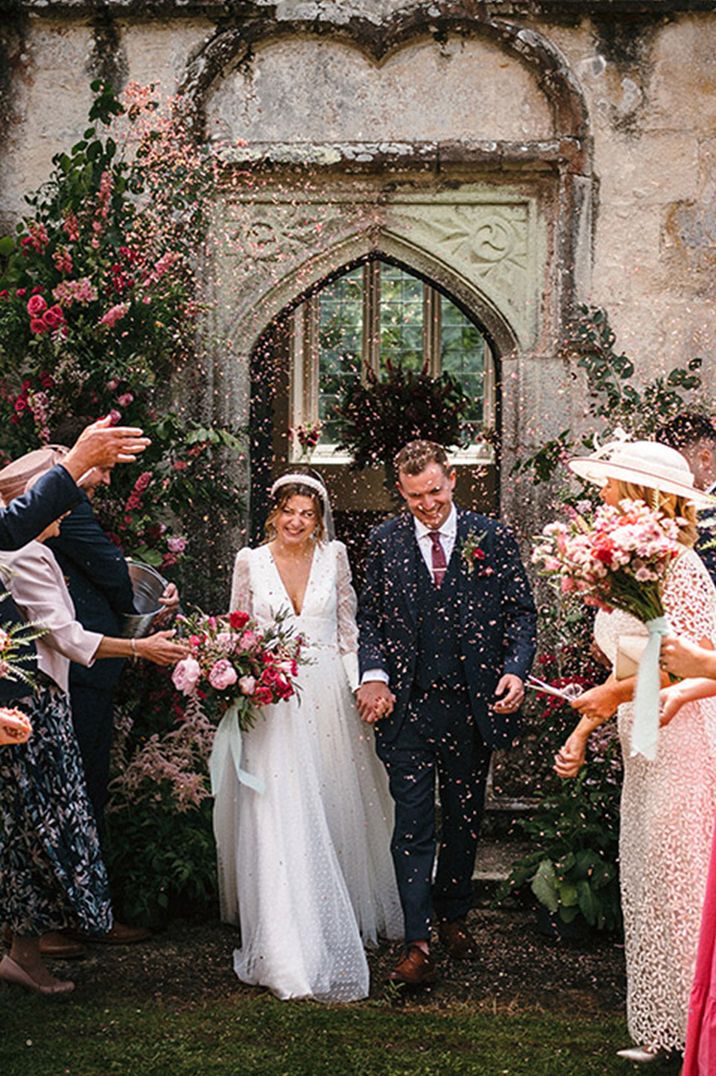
361, 505, 458, 686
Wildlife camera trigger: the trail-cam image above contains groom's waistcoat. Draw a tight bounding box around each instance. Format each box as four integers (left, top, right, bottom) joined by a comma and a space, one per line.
413, 549, 464, 691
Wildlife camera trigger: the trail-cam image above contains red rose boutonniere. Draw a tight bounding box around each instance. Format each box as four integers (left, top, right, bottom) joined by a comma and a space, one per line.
462, 530, 493, 576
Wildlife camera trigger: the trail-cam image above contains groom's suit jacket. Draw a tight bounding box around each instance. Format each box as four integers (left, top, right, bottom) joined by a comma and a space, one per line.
358, 506, 537, 749
0, 464, 82, 705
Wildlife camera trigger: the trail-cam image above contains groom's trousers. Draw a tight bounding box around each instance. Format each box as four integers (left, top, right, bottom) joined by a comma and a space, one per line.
376, 679, 492, 944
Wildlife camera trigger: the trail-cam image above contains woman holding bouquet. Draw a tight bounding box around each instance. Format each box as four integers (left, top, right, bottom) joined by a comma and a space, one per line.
553, 440, 716, 1063
215, 467, 402, 1002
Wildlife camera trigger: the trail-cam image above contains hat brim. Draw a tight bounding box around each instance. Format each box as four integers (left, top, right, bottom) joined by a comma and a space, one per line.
568, 457, 716, 507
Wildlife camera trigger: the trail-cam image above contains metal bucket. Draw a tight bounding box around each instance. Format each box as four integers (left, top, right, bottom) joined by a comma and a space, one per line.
121, 560, 168, 639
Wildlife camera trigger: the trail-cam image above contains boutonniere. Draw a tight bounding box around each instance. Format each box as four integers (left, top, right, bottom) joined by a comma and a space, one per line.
462, 530, 491, 575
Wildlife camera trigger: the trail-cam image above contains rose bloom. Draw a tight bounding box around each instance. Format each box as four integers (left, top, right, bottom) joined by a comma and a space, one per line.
229, 611, 250, 630
239, 675, 256, 696
42, 305, 65, 330
167, 536, 186, 554
252, 686, 274, 706
171, 656, 201, 695
208, 659, 238, 691
116, 392, 134, 407
26, 295, 47, 317
29, 318, 48, 335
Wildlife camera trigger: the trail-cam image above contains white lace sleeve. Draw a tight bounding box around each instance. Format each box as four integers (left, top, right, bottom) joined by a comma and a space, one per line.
335, 541, 359, 692
663, 549, 716, 643
230, 547, 253, 614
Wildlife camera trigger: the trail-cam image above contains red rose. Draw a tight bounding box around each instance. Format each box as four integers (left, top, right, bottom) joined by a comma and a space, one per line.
229, 611, 250, 630
472, 548, 486, 561
31, 285, 44, 295
42, 305, 65, 330
29, 318, 48, 334
15, 289, 26, 297
252, 686, 273, 706
26, 295, 47, 317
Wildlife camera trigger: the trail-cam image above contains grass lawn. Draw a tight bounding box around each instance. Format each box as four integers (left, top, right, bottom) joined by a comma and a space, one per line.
1, 992, 643, 1076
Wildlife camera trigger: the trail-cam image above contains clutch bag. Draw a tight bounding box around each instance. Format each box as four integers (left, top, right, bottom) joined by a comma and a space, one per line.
614, 634, 649, 680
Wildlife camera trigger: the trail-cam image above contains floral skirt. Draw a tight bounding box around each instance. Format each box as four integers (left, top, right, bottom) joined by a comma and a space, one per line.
0, 683, 112, 936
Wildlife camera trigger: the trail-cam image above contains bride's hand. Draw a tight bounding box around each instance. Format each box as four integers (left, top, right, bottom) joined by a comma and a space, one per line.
554, 731, 586, 779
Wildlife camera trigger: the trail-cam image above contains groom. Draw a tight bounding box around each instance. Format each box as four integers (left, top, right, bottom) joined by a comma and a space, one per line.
356, 440, 536, 985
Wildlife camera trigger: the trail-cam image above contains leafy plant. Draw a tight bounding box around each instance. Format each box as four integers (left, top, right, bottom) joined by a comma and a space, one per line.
512, 304, 707, 486
335, 356, 472, 487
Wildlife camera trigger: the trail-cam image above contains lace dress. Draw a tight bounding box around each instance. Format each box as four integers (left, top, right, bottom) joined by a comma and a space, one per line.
594, 550, 716, 1052
213, 540, 402, 1002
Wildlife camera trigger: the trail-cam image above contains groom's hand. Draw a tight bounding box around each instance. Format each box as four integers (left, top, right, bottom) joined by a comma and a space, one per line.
356, 682, 395, 725
492, 674, 524, 713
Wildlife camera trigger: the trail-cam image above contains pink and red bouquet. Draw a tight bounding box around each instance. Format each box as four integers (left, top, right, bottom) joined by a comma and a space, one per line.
171, 609, 306, 732
533, 498, 682, 623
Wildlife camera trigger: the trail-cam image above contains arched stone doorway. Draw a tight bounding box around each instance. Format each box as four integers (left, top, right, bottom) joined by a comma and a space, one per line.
247, 252, 502, 554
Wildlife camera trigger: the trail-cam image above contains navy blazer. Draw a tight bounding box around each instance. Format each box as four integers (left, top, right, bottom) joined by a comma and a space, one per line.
0, 464, 82, 704
357, 506, 537, 749
47, 492, 136, 691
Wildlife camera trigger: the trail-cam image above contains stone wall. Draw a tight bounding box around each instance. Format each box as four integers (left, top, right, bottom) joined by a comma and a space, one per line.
1, 1, 715, 491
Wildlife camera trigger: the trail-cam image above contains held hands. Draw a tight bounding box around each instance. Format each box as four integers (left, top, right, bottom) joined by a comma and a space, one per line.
62, 416, 150, 481
492, 674, 524, 714
356, 681, 396, 725
137, 629, 190, 666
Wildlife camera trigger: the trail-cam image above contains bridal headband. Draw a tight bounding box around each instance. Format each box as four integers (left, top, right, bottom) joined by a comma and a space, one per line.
270, 474, 328, 501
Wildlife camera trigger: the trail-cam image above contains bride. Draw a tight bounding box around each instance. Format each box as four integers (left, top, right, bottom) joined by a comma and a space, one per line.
214, 467, 402, 1001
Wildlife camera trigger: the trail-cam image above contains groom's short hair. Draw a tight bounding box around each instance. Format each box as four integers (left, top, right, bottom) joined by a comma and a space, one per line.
394, 440, 450, 478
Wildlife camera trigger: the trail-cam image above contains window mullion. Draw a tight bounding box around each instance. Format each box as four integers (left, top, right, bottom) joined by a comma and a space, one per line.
303, 295, 320, 423
423, 285, 441, 375
363, 261, 381, 381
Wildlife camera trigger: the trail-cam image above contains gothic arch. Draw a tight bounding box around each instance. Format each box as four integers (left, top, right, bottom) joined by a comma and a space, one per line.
178, 3, 590, 160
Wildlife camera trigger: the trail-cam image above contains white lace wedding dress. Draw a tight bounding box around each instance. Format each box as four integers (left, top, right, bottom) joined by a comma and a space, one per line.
213, 539, 402, 1002
594, 549, 716, 1052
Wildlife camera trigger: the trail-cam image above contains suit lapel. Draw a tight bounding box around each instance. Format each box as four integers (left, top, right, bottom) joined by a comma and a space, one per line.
391, 513, 420, 626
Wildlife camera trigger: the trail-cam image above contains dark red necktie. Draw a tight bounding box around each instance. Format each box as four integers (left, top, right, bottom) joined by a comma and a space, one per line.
429, 531, 447, 588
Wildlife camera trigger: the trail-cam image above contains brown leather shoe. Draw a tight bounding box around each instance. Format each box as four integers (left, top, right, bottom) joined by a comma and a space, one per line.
438, 919, 478, 960
386, 946, 436, 986
39, 932, 86, 959
78, 921, 152, 945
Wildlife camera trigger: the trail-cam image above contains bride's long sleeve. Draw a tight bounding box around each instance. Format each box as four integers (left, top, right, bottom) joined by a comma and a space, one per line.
230, 547, 253, 614
335, 541, 360, 693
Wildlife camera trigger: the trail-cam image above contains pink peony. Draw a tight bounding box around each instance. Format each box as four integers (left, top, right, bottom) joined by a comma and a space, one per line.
238, 630, 259, 650
172, 656, 201, 695
26, 295, 47, 317
239, 675, 256, 696
208, 659, 237, 691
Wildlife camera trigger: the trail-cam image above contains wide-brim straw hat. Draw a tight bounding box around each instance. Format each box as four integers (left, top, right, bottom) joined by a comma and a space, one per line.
0, 445, 68, 504
568, 439, 716, 507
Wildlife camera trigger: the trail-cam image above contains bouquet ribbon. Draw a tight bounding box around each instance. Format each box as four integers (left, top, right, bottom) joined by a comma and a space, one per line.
209, 701, 265, 796
631, 616, 670, 762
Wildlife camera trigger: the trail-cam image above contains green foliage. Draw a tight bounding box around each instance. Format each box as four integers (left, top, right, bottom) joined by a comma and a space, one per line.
335, 356, 472, 485
513, 304, 707, 486
104, 795, 217, 928
500, 763, 622, 933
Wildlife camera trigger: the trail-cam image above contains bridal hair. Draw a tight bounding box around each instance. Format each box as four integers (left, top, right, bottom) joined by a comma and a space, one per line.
264, 466, 327, 544
394, 440, 451, 479
615, 478, 698, 549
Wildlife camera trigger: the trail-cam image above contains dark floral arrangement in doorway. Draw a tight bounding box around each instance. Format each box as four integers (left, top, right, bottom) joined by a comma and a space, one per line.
334, 356, 473, 488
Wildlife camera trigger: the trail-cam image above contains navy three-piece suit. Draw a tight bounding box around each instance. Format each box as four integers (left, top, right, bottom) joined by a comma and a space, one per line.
358, 505, 537, 942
